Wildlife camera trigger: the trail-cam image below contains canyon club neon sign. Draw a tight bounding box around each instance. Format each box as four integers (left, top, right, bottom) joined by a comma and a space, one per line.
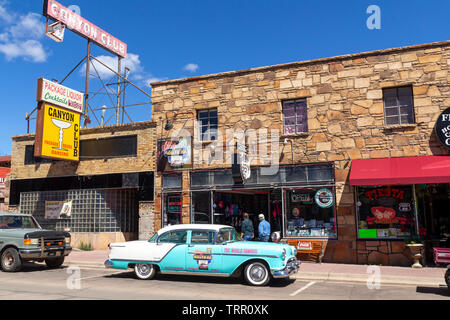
43, 0, 127, 58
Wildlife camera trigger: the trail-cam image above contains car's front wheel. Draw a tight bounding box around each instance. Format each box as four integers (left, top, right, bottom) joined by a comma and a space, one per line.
1, 248, 22, 272
134, 263, 156, 280
244, 261, 270, 286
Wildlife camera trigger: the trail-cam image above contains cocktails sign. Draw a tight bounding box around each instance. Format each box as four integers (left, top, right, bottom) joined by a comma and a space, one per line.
34, 103, 80, 161
37, 78, 84, 114
43, 0, 127, 58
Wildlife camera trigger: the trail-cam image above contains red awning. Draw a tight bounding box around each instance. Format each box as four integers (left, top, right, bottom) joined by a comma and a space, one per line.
349, 156, 450, 186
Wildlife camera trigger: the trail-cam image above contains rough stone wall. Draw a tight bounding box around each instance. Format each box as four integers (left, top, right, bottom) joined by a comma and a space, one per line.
151, 41, 450, 265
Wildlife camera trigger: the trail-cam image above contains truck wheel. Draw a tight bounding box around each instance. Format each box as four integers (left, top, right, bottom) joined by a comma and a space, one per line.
244, 262, 270, 286
45, 257, 65, 269
1, 248, 22, 272
134, 264, 156, 280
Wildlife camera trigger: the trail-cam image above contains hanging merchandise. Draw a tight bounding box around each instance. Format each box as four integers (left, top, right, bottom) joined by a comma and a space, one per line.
233, 204, 239, 216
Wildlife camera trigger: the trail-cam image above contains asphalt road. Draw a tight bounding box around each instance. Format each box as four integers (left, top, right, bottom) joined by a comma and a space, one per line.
0, 262, 448, 301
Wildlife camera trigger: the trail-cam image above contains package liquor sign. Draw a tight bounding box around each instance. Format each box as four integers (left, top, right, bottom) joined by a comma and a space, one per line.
37, 78, 84, 114
34, 103, 81, 162
43, 0, 127, 58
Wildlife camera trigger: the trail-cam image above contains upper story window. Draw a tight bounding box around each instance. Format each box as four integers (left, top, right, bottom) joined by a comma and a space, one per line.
383, 86, 415, 125
197, 109, 218, 141
282, 99, 308, 135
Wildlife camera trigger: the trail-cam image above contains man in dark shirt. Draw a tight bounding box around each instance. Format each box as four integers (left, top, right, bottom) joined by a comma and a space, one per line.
240, 212, 254, 241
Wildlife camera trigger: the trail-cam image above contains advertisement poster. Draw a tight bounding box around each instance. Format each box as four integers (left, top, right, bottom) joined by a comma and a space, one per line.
34, 103, 80, 161
157, 137, 192, 172
44, 200, 72, 219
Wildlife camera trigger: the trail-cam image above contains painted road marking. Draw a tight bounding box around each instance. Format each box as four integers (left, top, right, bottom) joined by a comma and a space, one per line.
290, 281, 317, 296
78, 271, 124, 281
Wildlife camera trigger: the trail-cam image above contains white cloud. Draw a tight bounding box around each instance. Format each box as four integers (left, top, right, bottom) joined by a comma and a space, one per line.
80, 53, 165, 88
0, 39, 46, 62
81, 53, 144, 79
8, 12, 44, 39
0, 2, 15, 24
0, 3, 47, 62
183, 63, 199, 72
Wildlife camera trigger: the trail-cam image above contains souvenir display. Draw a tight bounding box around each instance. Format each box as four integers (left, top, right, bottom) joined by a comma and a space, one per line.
356, 186, 417, 239
284, 188, 337, 238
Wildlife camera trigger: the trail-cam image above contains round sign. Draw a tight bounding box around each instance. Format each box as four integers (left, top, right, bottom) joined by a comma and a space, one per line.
314, 188, 334, 208
435, 107, 450, 150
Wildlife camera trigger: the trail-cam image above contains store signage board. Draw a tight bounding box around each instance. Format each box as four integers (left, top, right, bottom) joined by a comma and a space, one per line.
435, 107, 450, 150
34, 103, 80, 162
37, 78, 84, 114
43, 0, 127, 58
157, 137, 192, 172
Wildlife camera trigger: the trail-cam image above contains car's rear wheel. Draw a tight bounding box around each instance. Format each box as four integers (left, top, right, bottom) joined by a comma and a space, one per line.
244, 261, 270, 286
1, 248, 22, 272
134, 263, 156, 280
45, 257, 65, 269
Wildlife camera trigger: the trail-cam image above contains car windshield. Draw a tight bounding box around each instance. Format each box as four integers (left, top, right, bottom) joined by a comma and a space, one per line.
216, 228, 242, 244
0, 216, 40, 229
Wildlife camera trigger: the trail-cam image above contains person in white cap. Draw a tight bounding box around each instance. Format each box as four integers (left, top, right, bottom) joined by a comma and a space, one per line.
258, 214, 271, 242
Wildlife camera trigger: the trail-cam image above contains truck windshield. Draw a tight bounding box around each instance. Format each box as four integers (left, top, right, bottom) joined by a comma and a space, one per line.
0, 216, 40, 229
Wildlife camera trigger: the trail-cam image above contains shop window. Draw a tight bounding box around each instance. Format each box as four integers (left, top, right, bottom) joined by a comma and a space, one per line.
284, 187, 337, 238
282, 99, 308, 135
80, 135, 137, 159
191, 171, 211, 187
356, 186, 417, 239
162, 174, 182, 189
24, 145, 51, 165
197, 109, 218, 141
19, 189, 139, 233
383, 86, 415, 125
163, 193, 182, 227
192, 191, 211, 224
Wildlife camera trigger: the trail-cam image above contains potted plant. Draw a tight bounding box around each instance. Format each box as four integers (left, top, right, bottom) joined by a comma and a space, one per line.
405, 235, 423, 268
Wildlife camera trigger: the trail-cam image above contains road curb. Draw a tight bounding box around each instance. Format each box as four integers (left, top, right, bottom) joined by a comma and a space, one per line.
64, 262, 446, 286
293, 272, 446, 287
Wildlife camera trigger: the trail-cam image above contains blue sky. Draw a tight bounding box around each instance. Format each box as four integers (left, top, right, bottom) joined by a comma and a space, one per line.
0, 0, 449, 155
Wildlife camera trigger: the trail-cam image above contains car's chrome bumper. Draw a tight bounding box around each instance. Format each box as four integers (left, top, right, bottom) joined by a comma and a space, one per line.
272, 258, 301, 278
19, 247, 72, 259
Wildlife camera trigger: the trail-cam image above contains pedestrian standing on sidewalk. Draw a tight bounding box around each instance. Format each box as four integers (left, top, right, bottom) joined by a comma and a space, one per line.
258, 214, 271, 242
240, 212, 254, 241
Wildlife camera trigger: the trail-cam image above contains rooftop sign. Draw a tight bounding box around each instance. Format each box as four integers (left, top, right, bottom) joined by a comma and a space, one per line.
43, 0, 127, 58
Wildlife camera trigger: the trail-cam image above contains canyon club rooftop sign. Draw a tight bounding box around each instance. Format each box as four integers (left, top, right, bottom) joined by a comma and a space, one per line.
43, 0, 127, 58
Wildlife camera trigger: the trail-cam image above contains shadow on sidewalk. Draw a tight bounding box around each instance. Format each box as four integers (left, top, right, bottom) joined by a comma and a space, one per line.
416, 286, 450, 298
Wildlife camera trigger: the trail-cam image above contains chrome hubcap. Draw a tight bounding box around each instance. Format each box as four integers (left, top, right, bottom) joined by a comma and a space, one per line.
249, 264, 266, 282
137, 264, 152, 276
4, 253, 14, 267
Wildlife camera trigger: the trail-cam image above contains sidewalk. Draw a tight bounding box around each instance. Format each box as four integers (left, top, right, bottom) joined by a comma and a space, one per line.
64, 250, 448, 287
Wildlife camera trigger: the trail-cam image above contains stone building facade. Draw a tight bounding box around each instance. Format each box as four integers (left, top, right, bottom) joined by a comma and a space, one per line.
150, 40, 450, 266
7, 121, 157, 249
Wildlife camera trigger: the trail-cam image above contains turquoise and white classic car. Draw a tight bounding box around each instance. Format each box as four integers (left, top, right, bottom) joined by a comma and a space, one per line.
105, 224, 300, 286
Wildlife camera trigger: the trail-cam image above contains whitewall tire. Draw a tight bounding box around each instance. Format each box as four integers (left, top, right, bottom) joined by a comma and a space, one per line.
244, 262, 270, 286
134, 263, 156, 280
